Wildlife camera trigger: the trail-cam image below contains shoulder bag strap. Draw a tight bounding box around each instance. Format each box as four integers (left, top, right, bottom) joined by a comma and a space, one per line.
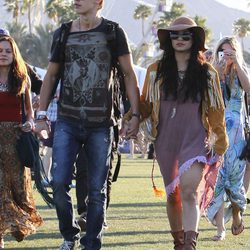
21, 93, 26, 124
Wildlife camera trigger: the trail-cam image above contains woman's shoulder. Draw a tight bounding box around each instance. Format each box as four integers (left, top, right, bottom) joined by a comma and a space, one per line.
206, 62, 218, 78
147, 61, 159, 72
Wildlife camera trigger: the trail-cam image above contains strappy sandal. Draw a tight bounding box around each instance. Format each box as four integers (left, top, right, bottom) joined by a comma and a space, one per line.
231, 219, 244, 236
212, 230, 226, 241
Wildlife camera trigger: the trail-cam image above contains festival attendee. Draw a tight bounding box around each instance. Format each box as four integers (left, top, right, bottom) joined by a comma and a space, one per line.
0, 29, 42, 108
34, 0, 140, 249
206, 36, 250, 241
0, 34, 42, 249
124, 16, 228, 249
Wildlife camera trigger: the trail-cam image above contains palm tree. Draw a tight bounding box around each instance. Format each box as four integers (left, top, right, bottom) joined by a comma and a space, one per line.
133, 0, 182, 64
4, 0, 20, 23
46, 0, 77, 25
20, 0, 36, 34
133, 4, 152, 37
194, 15, 212, 45
21, 24, 54, 68
157, 2, 185, 29
5, 22, 28, 50
4, 0, 38, 33
233, 18, 250, 51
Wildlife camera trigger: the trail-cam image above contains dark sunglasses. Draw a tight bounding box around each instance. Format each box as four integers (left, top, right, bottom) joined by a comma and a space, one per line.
170, 32, 193, 41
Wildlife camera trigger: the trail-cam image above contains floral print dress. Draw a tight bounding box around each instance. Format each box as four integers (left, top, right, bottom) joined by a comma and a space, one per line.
0, 87, 43, 241
206, 76, 247, 225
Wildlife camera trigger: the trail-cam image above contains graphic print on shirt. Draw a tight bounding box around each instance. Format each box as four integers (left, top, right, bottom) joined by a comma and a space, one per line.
59, 31, 112, 125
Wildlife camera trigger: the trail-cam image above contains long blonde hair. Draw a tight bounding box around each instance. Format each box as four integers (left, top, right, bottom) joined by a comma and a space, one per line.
213, 36, 247, 88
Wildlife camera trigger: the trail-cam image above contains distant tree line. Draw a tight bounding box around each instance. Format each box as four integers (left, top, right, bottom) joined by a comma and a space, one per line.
3, 0, 250, 68
133, 1, 250, 66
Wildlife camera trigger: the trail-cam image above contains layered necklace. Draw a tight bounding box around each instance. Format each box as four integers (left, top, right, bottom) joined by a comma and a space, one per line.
170, 70, 186, 119
0, 80, 8, 92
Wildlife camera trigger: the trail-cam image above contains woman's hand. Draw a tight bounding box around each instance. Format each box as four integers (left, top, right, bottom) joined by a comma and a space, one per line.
34, 119, 51, 139
20, 120, 34, 132
126, 116, 139, 139
223, 49, 237, 64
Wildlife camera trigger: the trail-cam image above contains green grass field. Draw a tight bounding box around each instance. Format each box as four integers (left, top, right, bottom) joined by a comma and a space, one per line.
4, 155, 250, 249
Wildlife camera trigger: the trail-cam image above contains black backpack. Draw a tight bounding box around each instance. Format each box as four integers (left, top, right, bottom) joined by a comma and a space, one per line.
51, 19, 126, 181
51, 19, 127, 120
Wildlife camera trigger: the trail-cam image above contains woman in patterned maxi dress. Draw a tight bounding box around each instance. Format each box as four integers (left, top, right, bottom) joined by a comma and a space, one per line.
206, 36, 250, 241
0, 34, 42, 248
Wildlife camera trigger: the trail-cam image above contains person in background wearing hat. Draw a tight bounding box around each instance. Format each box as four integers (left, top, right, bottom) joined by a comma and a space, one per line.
206, 36, 250, 241
124, 16, 229, 249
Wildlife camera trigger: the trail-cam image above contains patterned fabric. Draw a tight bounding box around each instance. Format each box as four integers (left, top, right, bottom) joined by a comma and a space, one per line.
46, 83, 60, 122
130, 62, 228, 156
0, 122, 43, 241
58, 32, 112, 126
206, 76, 247, 225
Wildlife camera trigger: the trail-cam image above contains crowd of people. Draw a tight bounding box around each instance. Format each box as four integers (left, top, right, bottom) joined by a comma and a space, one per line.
0, 0, 250, 250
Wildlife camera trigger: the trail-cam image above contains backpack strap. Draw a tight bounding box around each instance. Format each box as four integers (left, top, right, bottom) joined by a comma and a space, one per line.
51, 20, 73, 97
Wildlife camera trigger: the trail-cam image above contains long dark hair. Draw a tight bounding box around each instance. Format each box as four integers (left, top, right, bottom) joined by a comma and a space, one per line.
0, 36, 28, 95
155, 28, 209, 102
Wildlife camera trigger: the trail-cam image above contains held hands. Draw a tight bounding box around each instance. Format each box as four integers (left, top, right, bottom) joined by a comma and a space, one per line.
20, 120, 34, 132
33, 119, 51, 139
121, 116, 139, 140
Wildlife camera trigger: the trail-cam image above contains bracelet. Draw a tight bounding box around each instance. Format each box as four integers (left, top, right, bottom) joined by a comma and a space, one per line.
36, 115, 49, 121
132, 113, 140, 119
36, 110, 47, 118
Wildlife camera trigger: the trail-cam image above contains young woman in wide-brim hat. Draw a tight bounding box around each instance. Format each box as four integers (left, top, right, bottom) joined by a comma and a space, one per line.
133, 16, 229, 249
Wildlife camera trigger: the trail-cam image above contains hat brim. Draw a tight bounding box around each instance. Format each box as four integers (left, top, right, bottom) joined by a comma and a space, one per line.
158, 25, 207, 51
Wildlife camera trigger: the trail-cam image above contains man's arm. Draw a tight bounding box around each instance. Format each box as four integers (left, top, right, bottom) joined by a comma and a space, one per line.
118, 53, 140, 138
38, 62, 60, 111
34, 62, 60, 136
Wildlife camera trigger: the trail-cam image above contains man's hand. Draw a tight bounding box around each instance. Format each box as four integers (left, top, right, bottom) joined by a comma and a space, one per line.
124, 116, 139, 139
34, 120, 51, 139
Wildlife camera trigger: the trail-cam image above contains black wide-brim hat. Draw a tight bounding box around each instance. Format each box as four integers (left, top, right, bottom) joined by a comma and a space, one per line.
157, 16, 206, 51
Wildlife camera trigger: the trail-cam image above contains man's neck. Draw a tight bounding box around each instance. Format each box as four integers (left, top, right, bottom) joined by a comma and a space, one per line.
78, 14, 102, 31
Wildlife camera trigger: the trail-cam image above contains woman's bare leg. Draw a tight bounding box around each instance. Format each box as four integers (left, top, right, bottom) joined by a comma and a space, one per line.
179, 162, 204, 231
213, 204, 226, 236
